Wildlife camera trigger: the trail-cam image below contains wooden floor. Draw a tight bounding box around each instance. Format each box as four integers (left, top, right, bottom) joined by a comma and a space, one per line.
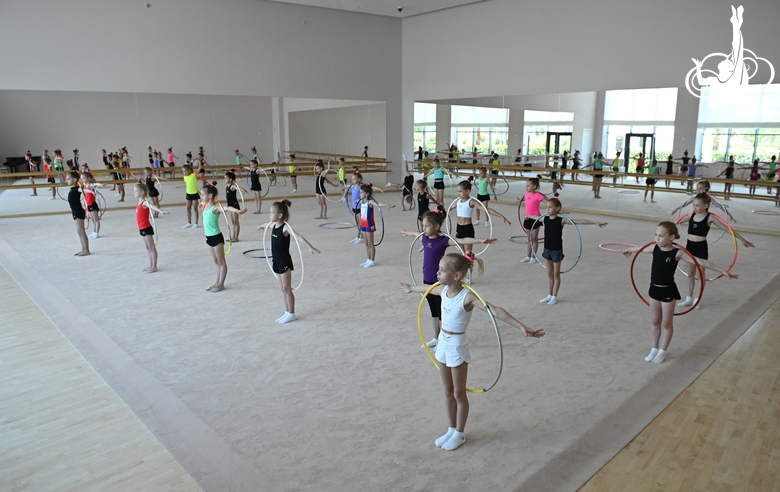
0, 265, 202, 492
580, 298, 780, 491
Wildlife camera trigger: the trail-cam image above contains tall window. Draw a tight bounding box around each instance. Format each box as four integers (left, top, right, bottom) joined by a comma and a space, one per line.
414, 103, 436, 153
450, 106, 509, 155
602, 88, 678, 164
696, 85, 780, 163
523, 110, 574, 155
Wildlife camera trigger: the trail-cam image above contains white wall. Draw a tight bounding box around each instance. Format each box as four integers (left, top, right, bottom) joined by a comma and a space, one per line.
401, 0, 780, 161
288, 103, 386, 157
0, 0, 402, 167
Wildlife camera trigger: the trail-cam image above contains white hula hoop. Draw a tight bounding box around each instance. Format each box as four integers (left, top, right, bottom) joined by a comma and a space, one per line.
445, 197, 493, 256
146, 199, 158, 246
408, 232, 470, 289
154, 175, 164, 202
262, 221, 305, 291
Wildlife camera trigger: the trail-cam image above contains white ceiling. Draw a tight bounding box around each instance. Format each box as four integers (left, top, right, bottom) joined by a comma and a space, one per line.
266, 0, 488, 18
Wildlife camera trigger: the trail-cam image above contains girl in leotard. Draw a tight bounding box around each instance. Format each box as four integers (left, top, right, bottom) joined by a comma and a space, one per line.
80, 171, 101, 239
643, 159, 659, 203
399, 253, 544, 450
288, 154, 298, 193
670, 180, 736, 223
430, 157, 447, 205
387, 159, 416, 211
448, 180, 509, 254
675, 193, 753, 308
747, 159, 760, 196
167, 147, 177, 178
143, 167, 165, 218
537, 198, 607, 305
224, 171, 248, 242
134, 183, 167, 273
44, 157, 56, 199
623, 221, 737, 363
348, 172, 364, 244
247, 160, 264, 214
664, 154, 675, 188
473, 167, 497, 226
66, 172, 90, 257
314, 160, 339, 220
414, 179, 440, 232
519, 177, 548, 264
716, 155, 737, 199
200, 182, 246, 292
182, 164, 201, 229
401, 207, 496, 348
257, 199, 320, 324
357, 184, 394, 268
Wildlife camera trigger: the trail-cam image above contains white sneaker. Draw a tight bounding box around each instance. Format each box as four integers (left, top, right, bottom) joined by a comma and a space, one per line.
363, 260, 376, 268
354, 238, 365, 244
418, 246, 424, 252
349, 238, 359, 244
422, 338, 438, 349
339, 197, 346, 202
528, 257, 536, 264
540, 295, 552, 303
474, 219, 480, 225
192, 224, 198, 229
183, 223, 192, 228
48, 197, 56, 200
677, 298, 693, 307
292, 189, 297, 193
485, 221, 490, 227
520, 257, 532, 263
360, 259, 370, 266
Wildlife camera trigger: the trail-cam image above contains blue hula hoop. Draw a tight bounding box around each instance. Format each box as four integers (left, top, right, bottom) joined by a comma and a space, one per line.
530, 213, 582, 274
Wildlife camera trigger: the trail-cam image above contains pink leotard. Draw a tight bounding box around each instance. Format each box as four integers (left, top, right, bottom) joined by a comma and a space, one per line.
524, 191, 544, 216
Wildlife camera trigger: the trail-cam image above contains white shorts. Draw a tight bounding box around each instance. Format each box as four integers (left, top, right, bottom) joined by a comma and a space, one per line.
435, 332, 471, 368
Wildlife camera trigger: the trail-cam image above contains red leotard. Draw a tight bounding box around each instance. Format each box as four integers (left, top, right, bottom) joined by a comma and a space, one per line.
136, 202, 152, 230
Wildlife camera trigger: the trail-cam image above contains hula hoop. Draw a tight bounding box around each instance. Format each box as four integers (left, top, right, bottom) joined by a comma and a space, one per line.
517, 195, 545, 242
445, 197, 493, 256
262, 221, 305, 291
313, 171, 342, 203
530, 214, 582, 274
371, 198, 385, 247
235, 185, 246, 224
397, 185, 416, 210
752, 209, 780, 215
145, 199, 159, 246
154, 175, 164, 202
508, 235, 528, 244
618, 190, 640, 194
493, 173, 510, 197
56, 184, 69, 201
599, 242, 636, 253
203, 201, 233, 256
675, 212, 737, 281
629, 241, 704, 315
417, 282, 503, 393
344, 184, 356, 216
243, 248, 272, 259
319, 222, 355, 229
408, 232, 470, 287
677, 206, 726, 244
426, 168, 455, 195
95, 189, 107, 219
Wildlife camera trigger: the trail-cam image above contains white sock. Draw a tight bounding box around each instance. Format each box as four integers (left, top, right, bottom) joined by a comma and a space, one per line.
278, 312, 296, 324
652, 349, 667, 363
547, 296, 557, 305
435, 427, 456, 448
693, 298, 700, 309
677, 296, 693, 307
645, 348, 659, 362
539, 295, 552, 303
441, 431, 466, 451
275, 312, 289, 323
520, 257, 531, 263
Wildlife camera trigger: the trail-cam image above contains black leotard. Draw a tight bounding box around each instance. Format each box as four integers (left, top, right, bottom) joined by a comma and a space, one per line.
226, 185, 239, 209
687, 212, 711, 237
651, 245, 679, 286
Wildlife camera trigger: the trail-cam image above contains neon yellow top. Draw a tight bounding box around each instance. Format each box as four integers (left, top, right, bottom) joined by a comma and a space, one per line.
183, 173, 199, 194
492, 158, 500, 171
288, 158, 296, 174
338, 166, 345, 181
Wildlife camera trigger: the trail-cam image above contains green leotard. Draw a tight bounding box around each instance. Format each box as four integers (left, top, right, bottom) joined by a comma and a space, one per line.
203, 205, 221, 237
477, 176, 489, 195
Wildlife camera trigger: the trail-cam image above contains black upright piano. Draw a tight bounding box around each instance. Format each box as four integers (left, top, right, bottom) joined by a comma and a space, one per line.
4, 156, 41, 173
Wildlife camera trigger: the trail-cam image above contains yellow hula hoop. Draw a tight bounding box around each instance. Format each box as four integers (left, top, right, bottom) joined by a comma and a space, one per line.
416, 281, 503, 394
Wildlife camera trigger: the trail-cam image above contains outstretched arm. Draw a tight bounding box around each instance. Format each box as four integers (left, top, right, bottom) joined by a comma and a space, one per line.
486, 205, 511, 224
466, 294, 545, 338
400, 229, 421, 237
711, 215, 753, 247
569, 218, 608, 228
292, 230, 321, 254
670, 197, 694, 215
623, 245, 653, 257
678, 252, 738, 279
449, 237, 497, 246
145, 201, 168, 215
399, 282, 443, 295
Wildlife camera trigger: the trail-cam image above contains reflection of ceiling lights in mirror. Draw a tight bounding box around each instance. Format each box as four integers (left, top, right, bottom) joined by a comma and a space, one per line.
265, 0, 487, 17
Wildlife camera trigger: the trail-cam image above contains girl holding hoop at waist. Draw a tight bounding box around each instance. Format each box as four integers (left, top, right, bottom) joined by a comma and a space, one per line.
622, 221, 737, 363
134, 182, 168, 273
538, 198, 607, 305
224, 171, 248, 242
200, 182, 246, 292
670, 180, 735, 223
430, 157, 447, 205
448, 179, 510, 254
674, 193, 753, 308
258, 199, 320, 324
357, 183, 394, 268
519, 177, 549, 264
399, 253, 544, 451
473, 167, 496, 226
314, 160, 339, 220
414, 179, 441, 232
401, 207, 496, 349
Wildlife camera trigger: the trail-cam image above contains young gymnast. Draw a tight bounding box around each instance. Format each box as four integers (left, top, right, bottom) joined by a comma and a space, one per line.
258, 199, 320, 323
387, 159, 416, 211
674, 193, 753, 308
747, 159, 760, 195
66, 172, 90, 256
664, 154, 675, 188
349, 172, 365, 244
167, 147, 177, 178
111, 155, 125, 202
357, 184, 394, 267
80, 172, 101, 239
519, 177, 548, 264
143, 167, 164, 218
401, 208, 496, 348
399, 253, 545, 450
314, 160, 339, 220
134, 183, 167, 273
537, 198, 607, 305
611, 150, 622, 186
224, 171, 249, 242
430, 157, 447, 205
582, 152, 606, 198
415, 179, 441, 232
716, 155, 737, 199
623, 221, 738, 363
288, 154, 298, 193
26, 151, 38, 196
247, 160, 264, 214
200, 182, 246, 292
44, 157, 56, 199
670, 180, 736, 223
643, 159, 658, 203
473, 167, 497, 226
448, 180, 510, 254
182, 164, 201, 228
337, 157, 348, 202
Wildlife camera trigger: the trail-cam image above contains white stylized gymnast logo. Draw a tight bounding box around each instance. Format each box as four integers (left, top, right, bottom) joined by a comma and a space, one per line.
684, 5, 775, 98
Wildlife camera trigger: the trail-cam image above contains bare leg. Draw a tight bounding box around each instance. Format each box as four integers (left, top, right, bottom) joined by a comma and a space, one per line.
143, 235, 158, 272
74, 219, 90, 255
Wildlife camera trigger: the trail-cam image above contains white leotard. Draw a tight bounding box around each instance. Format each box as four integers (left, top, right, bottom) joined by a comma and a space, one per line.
441, 285, 471, 334
456, 198, 472, 218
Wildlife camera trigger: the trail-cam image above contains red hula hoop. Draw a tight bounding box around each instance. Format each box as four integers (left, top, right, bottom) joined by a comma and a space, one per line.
674, 212, 738, 281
